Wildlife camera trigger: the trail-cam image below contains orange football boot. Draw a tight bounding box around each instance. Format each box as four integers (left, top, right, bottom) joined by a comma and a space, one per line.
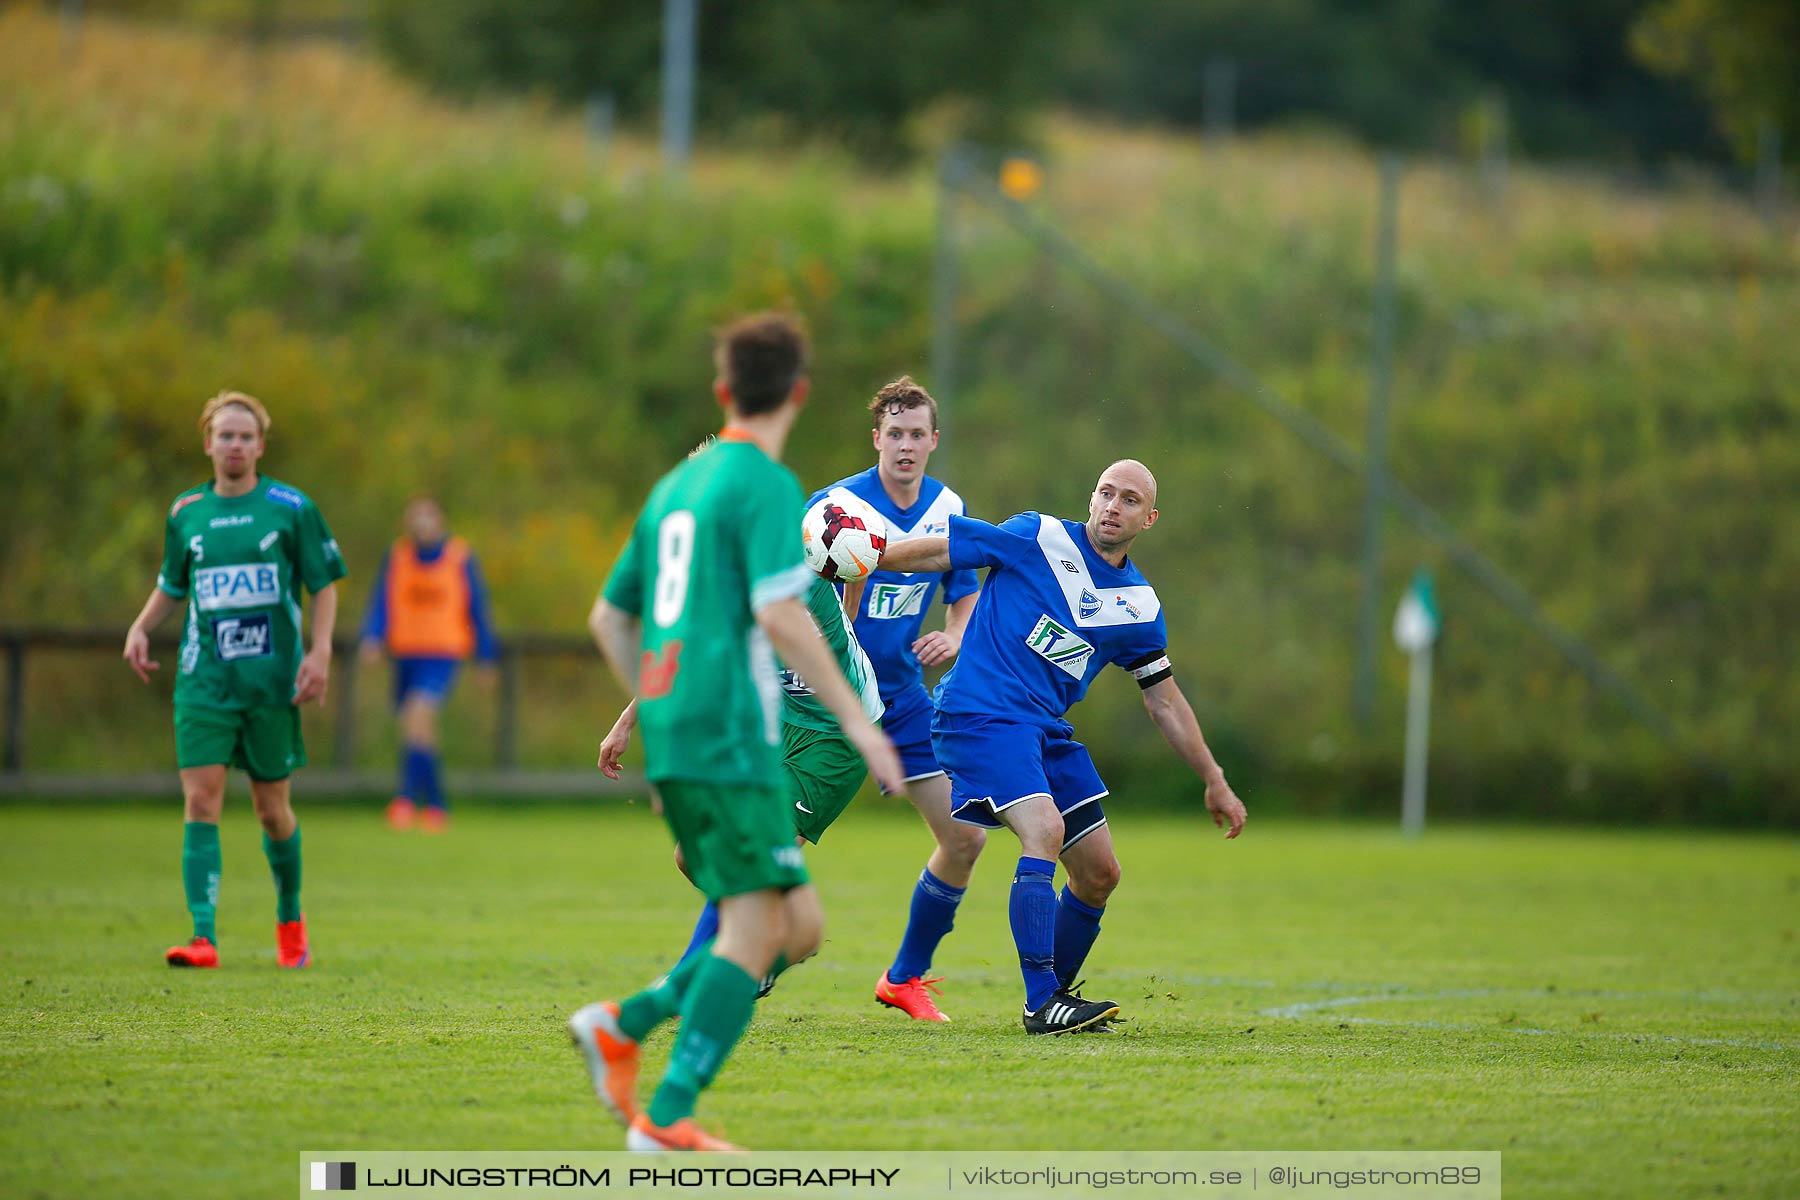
567, 1001, 640, 1125
874, 972, 951, 1021
626, 1114, 743, 1152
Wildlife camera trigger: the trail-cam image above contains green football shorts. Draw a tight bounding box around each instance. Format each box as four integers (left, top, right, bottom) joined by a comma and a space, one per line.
784, 723, 868, 846
656, 778, 810, 902
174, 704, 305, 782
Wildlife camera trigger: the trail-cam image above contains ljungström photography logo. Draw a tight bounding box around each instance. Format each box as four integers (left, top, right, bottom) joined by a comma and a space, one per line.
310, 1161, 356, 1191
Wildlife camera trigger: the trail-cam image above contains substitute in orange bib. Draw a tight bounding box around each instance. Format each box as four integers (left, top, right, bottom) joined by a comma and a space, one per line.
358, 497, 499, 830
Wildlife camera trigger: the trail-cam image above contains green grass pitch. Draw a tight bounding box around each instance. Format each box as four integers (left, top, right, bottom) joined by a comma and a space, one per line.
1, 802, 1795, 1198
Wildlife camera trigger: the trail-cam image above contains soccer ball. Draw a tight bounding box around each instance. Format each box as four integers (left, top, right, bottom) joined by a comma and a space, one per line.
802, 494, 888, 583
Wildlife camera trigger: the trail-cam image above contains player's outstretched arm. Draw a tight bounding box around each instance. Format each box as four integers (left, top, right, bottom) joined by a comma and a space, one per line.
879, 535, 951, 575
914, 589, 977, 666
293, 582, 337, 706
588, 596, 643, 693
1142, 676, 1247, 839
597, 698, 638, 780
841, 578, 868, 621
758, 597, 907, 795
123, 588, 181, 683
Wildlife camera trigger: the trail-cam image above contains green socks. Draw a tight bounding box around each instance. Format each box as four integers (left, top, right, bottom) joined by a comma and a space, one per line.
647, 955, 761, 1128
618, 942, 712, 1041
617, 945, 792, 1043
263, 826, 303, 924
181, 821, 222, 942
183, 822, 303, 939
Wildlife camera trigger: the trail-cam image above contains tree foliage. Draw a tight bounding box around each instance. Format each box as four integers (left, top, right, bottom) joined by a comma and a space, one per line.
1632, 0, 1800, 161
1062, 0, 1725, 160
3, 10, 1795, 818
85, 0, 1748, 164
369, 0, 1072, 161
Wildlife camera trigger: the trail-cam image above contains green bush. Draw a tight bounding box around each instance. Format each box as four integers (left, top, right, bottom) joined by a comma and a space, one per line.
2, 11, 1794, 823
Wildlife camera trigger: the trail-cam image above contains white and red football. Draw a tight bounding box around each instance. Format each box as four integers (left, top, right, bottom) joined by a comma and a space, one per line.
801, 494, 889, 583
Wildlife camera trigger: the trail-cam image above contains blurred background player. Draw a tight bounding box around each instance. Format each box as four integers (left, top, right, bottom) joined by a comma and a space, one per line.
878, 459, 1247, 1034
597, 503, 886, 993
358, 496, 499, 832
122, 391, 347, 970
808, 377, 983, 1022
571, 313, 905, 1151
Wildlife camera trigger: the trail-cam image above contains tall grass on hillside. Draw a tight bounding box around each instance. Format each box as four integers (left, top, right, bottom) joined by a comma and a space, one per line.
2, 9, 1795, 820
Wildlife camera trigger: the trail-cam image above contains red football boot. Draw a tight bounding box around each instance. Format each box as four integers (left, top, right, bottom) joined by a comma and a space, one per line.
386, 796, 416, 830
166, 937, 219, 968
276, 917, 310, 968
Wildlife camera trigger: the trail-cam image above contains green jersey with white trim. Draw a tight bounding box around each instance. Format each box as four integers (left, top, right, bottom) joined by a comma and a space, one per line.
602, 436, 812, 786
779, 576, 884, 733
157, 476, 346, 710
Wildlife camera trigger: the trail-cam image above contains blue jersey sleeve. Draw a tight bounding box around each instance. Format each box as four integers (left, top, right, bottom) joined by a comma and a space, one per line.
360, 550, 391, 643
947, 512, 1038, 572
942, 565, 980, 604
1113, 614, 1172, 688
464, 553, 501, 662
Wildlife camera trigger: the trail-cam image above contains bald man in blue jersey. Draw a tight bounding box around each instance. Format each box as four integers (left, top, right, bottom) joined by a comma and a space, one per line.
877, 459, 1247, 1034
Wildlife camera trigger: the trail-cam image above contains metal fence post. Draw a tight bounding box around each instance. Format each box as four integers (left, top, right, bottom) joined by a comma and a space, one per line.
1203, 58, 1237, 145
586, 92, 616, 164
333, 646, 358, 769
1478, 93, 1508, 207
1354, 154, 1402, 730
930, 146, 965, 468
3, 637, 23, 773
496, 650, 519, 768
660, 0, 697, 171
61, 0, 83, 63
1756, 116, 1784, 228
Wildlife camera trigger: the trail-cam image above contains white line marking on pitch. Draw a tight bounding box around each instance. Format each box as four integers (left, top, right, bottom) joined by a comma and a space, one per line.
1302, 1016, 1795, 1052
1257, 988, 1798, 1051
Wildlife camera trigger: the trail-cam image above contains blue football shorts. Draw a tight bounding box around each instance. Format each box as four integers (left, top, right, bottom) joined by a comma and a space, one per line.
393, 657, 460, 707
880, 683, 946, 791
931, 711, 1109, 850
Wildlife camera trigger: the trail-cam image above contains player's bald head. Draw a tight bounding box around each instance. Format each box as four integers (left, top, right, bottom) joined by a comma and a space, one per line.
1099, 459, 1157, 506
1086, 458, 1160, 557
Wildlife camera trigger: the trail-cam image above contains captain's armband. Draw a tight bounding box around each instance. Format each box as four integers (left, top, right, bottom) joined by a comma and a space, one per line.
1124, 649, 1173, 690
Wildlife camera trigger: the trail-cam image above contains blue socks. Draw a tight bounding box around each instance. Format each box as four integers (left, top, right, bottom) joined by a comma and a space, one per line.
891, 857, 1107, 1009
401, 745, 444, 811
677, 901, 720, 968
887, 867, 966, 984
1010, 856, 1060, 1012
400, 745, 424, 802
1054, 884, 1105, 989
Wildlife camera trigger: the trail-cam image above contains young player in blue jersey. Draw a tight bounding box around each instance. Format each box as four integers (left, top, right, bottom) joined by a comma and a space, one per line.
877, 459, 1247, 1034
807, 377, 985, 1023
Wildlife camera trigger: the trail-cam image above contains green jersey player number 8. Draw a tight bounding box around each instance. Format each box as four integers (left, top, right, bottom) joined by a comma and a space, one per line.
571, 314, 903, 1153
